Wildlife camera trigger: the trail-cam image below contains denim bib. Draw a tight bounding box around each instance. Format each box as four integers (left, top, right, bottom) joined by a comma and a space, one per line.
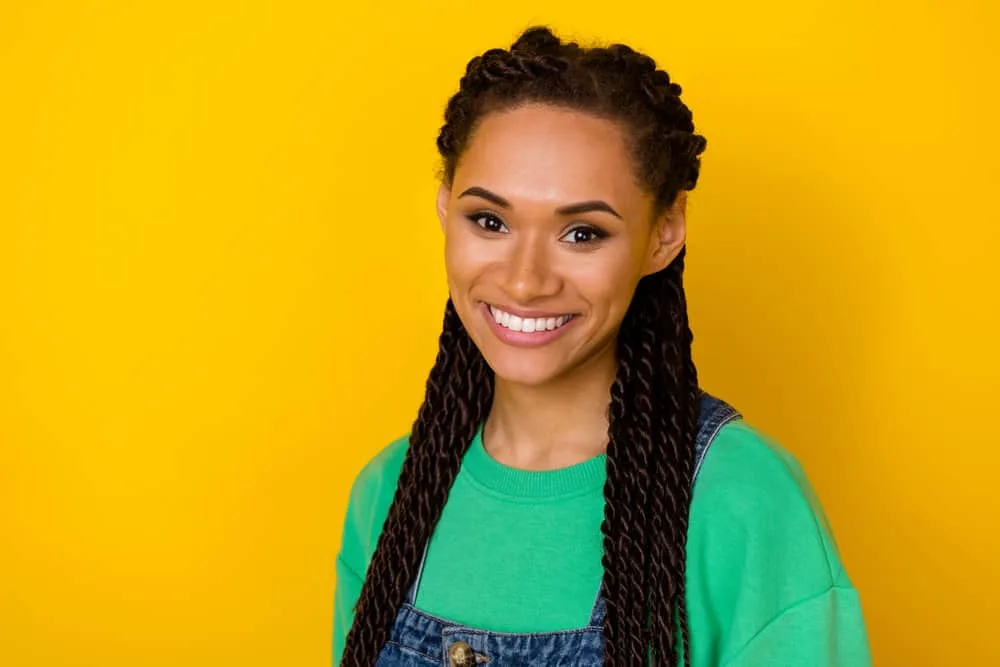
375, 391, 741, 666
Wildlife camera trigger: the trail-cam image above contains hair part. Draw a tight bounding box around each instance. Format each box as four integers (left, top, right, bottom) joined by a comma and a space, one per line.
341, 25, 703, 667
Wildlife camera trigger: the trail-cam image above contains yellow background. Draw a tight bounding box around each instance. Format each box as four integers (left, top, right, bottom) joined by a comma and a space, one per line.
2, 1, 997, 665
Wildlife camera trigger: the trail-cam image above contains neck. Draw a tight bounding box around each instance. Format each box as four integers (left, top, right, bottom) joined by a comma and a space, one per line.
483, 340, 617, 471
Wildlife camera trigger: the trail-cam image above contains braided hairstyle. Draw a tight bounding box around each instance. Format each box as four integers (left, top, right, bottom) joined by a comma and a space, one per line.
341, 26, 707, 667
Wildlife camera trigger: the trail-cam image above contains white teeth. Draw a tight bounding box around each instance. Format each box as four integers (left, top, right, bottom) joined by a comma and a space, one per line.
488, 305, 573, 333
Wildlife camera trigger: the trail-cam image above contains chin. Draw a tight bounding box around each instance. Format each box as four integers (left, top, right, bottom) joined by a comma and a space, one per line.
480, 347, 568, 387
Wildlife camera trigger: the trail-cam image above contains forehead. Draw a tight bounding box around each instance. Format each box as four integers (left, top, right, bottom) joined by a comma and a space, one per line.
454, 104, 649, 214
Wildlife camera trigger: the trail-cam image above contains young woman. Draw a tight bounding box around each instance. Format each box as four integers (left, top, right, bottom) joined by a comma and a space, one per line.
333, 26, 872, 667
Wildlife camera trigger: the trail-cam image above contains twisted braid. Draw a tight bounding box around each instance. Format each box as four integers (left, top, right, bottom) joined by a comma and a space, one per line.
340, 301, 493, 665
343, 25, 705, 666
672, 248, 702, 667
604, 332, 655, 665
604, 249, 698, 667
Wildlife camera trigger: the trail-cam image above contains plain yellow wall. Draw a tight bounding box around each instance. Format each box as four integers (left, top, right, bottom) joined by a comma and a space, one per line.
2, 1, 997, 665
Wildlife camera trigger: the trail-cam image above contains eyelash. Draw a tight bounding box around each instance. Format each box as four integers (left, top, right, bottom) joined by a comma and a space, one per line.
465, 211, 609, 245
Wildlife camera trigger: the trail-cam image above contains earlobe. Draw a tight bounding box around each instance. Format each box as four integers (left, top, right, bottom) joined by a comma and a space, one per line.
436, 183, 451, 231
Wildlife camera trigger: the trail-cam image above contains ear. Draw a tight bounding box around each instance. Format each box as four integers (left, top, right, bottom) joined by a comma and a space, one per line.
436, 182, 451, 231
642, 191, 688, 276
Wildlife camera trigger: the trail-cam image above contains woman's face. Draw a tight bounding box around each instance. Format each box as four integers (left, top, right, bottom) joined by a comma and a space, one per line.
437, 104, 687, 388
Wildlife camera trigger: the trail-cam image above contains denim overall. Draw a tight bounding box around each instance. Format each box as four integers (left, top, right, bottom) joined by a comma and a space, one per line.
374, 391, 741, 667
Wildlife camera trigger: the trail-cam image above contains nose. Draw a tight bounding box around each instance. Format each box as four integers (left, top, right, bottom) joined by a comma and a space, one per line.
501, 232, 561, 303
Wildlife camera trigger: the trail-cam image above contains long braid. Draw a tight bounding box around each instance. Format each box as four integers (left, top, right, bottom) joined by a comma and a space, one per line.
609, 253, 698, 666
647, 250, 700, 667
604, 329, 655, 665
341, 25, 706, 666
340, 301, 493, 666
671, 248, 701, 667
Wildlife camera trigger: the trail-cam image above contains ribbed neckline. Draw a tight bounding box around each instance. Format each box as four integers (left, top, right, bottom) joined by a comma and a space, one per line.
462, 423, 607, 499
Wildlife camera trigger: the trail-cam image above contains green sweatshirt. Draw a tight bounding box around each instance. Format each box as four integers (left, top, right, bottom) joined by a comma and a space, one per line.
333, 420, 872, 666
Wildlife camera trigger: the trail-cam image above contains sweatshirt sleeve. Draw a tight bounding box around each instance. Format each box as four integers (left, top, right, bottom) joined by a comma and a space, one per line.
722, 585, 872, 666
332, 554, 364, 666
331, 435, 411, 666
685, 420, 873, 666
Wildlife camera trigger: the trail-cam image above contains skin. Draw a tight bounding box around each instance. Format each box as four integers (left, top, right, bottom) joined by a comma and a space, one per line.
436, 104, 687, 471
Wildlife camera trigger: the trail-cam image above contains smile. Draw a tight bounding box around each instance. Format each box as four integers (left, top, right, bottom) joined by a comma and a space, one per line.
487, 304, 575, 333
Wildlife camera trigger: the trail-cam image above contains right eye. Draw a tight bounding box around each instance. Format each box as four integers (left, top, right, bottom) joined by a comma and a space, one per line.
467, 211, 509, 234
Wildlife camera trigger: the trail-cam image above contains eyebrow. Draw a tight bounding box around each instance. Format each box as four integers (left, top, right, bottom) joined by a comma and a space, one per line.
458, 186, 624, 220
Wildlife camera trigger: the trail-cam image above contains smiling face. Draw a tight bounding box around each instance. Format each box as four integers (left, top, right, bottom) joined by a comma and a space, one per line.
437, 104, 687, 388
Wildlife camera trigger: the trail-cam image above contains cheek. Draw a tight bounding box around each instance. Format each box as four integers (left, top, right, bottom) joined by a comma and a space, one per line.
443, 222, 502, 289
443, 232, 479, 290
568, 247, 642, 315
443, 220, 467, 270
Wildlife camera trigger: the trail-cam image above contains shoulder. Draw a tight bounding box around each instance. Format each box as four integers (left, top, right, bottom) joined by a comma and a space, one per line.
336, 434, 411, 575
686, 420, 869, 664
694, 419, 816, 502
690, 419, 850, 587
349, 433, 410, 507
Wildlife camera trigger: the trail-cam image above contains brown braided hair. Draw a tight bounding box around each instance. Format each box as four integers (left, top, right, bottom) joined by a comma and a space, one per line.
341, 25, 706, 667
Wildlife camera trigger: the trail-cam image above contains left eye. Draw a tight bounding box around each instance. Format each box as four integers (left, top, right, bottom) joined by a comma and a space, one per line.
561, 227, 604, 244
